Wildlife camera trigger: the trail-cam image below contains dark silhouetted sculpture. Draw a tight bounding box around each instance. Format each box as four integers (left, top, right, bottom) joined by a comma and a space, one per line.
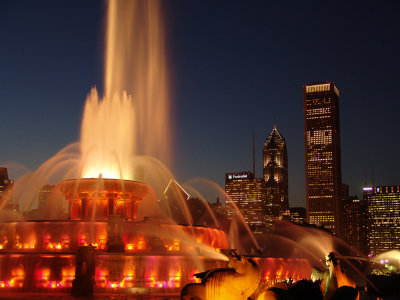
181, 250, 261, 300
71, 245, 96, 297
311, 252, 358, 300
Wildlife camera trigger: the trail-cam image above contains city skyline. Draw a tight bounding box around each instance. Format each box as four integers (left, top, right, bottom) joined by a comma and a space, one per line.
1, 1, 400, 208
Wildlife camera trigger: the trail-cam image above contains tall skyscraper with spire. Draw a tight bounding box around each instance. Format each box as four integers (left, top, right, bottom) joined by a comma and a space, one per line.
303, 82, 343, 236
263, 125, 288, 219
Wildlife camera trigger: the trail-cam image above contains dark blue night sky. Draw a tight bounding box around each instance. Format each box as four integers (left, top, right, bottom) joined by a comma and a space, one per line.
1, 0, 400, 207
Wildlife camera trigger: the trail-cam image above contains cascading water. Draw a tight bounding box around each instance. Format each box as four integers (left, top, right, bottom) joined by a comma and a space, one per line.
80, 89, 135, 180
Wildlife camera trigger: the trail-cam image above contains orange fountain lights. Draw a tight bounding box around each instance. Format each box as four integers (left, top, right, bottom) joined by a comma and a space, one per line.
0, 238, 7, 250
36, 268, 50, 288
98, 269, 135, 289
36, 266, 74, 289
96, 234, 107, 250
60, 267, 75, 288
78, 233, 88, 247
43, 234, 70, 251
13, 234, 34, 250
144, 274, 181, 289
164, 239, 180, 252
0, 268, 24, 288
95, 268, 109, 288
125, 238, 146, 252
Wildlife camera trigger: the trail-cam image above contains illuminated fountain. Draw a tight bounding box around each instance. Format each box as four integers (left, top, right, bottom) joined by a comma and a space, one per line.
0, 0, 313, 297
0, 177, 311, 296
0, 176, 229, 294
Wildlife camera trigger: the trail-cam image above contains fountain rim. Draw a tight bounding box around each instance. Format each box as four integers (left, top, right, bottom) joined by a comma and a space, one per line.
54, 177, 152, 195
57, 177, 149, 185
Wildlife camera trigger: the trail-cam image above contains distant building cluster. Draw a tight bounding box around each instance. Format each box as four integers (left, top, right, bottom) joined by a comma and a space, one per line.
221, 82, 399, 256
224, 125, 290, 234
364, 186, 400, 255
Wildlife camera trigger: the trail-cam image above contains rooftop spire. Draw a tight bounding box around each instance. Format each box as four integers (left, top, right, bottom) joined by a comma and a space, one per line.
252, 131, 255, 177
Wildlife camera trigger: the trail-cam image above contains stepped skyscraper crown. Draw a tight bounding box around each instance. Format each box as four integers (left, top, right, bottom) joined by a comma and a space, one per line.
263, 125, 289, 218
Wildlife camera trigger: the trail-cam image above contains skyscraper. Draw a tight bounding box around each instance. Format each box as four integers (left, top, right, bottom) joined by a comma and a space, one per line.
303, 82, 343, 236
343, 195, 368, 255
225, 172, 265, 230
39, 184, 55, 211
364, 185, 400, 255
263, 125, 288, 219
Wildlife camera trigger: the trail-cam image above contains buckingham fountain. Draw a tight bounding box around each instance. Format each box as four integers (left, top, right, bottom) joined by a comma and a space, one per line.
1, 0, 392, 299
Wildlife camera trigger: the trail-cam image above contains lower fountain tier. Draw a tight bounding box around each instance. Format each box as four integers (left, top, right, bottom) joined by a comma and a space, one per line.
0, 253, 311, 293
0, 220, 228, 253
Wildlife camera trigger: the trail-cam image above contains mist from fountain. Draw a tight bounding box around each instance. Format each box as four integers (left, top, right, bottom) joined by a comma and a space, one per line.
3, 143, 81, 217
183, 177, 261, 253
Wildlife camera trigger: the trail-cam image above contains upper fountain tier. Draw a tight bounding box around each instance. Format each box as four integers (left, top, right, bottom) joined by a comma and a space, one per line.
55, 178, 152, 221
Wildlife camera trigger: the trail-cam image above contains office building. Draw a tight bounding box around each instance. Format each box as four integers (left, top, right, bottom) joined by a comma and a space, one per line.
0, 167, 14, 205
343, 196, 368, 254
225, 172, 265, 229
303, 82, 343, 236
263, 125, 288, 219
38, 184, 55, 210
289, 207, 306, 224
364, 186, 400, 255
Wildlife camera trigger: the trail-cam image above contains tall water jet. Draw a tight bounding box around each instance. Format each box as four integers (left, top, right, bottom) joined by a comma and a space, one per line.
81, 89, 135, 179
81, 0, 172, 180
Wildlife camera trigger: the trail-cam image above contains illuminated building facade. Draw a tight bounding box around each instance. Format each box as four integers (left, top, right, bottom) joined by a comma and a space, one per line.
263, 125, 288, 219
289, 207, 306, 224
225, 172, 265, 229
343, 196, 368, 254
39, 184, 55, 210
0, 167, 14, 206
364, 186, 400, 255
303, 82, 343, 236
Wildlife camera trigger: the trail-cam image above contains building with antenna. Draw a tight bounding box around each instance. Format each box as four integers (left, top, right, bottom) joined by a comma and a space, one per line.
303, 82, 343, 236
263, 125, 289, 219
